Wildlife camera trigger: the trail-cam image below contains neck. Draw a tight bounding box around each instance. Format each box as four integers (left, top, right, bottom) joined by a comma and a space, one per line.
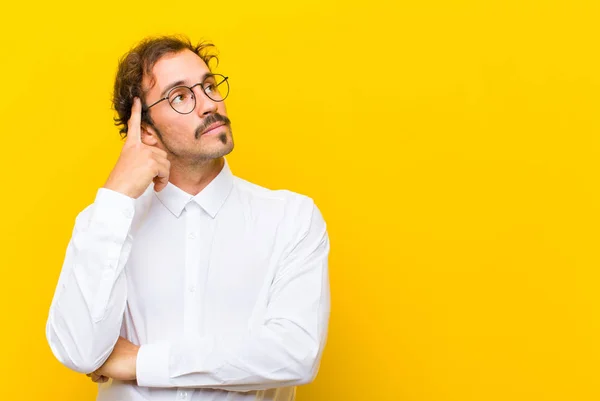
168, 157, 225, 196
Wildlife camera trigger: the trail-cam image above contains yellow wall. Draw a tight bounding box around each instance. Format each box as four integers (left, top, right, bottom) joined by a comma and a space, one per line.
1, 0, 599, 400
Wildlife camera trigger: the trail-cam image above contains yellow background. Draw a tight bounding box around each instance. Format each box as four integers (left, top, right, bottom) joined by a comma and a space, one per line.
1, 0, 599, 400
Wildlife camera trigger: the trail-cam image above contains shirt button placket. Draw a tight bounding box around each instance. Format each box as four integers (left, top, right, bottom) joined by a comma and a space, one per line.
184, 202, 202, 337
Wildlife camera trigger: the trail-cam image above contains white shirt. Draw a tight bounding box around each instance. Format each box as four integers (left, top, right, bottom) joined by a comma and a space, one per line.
46, 160, 330, 401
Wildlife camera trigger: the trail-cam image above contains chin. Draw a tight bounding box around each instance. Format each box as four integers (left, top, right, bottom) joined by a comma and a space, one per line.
202, 139, 234, 160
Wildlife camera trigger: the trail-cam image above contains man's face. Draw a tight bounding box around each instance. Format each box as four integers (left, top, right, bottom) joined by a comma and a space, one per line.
142, 49, 233, 162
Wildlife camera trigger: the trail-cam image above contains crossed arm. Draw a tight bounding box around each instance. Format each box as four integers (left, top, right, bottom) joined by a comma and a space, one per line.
46, 191, 330, 391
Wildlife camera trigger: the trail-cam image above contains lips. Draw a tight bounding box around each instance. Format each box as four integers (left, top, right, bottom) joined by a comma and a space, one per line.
202, 122, 226, 135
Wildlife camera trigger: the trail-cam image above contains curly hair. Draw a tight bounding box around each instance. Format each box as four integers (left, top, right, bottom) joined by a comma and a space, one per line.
112, 35, 219, 138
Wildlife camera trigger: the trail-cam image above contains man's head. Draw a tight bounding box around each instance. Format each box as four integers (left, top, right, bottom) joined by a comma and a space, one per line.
113, 35, 233, 163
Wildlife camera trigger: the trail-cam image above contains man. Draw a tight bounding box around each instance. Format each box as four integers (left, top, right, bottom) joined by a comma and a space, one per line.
45, 35, 331, 401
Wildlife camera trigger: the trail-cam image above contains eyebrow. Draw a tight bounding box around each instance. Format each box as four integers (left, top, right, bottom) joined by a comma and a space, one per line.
159, 72, 214, 98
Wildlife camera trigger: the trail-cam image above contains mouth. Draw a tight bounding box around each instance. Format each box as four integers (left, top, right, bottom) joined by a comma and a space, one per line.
202, 122, 227, 136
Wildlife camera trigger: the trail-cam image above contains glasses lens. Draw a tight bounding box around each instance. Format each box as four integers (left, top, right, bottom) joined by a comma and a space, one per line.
168, 86, 195, 114
203, 75, 229, 102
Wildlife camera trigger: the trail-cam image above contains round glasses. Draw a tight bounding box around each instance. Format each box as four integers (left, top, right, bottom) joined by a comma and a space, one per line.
144, 73, 230, 115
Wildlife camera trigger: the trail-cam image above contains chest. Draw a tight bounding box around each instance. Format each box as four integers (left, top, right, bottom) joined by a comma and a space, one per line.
125, 203, 281, 336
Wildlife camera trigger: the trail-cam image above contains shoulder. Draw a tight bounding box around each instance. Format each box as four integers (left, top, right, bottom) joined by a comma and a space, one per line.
231, 176, 326, 239
232, 176, 318, 217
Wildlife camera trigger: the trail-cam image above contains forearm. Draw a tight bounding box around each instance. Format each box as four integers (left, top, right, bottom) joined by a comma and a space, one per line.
136, 316, 328, 391
46, 188, 135, 373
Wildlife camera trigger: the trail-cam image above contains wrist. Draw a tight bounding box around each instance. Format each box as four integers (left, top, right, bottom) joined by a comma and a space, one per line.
132, 345, 140, 380
103, 180, 133, 198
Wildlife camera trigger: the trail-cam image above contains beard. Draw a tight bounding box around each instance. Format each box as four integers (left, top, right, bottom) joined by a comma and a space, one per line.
153, 114, 234, 162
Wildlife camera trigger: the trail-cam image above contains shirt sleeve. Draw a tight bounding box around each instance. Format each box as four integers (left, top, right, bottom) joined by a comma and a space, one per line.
45, 188, 136, 374
136, 198, 331, 391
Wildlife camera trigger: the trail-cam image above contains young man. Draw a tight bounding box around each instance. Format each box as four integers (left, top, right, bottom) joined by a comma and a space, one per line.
46, 36, 331, 401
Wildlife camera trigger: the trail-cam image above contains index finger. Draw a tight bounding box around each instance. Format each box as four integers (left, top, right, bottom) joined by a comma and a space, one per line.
126, 97, 142, 144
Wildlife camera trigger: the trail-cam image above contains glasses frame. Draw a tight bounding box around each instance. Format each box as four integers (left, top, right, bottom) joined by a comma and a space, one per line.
143, 73, 229, 115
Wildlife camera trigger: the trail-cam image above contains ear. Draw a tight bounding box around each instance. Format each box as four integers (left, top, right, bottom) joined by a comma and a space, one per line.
140, 123, 160, 146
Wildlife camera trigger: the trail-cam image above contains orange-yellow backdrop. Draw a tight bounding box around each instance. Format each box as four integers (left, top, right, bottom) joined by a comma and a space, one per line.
1, 0, 599, 400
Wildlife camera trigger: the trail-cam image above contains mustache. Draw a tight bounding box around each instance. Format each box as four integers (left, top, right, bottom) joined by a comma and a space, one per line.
195, 113, 231, 139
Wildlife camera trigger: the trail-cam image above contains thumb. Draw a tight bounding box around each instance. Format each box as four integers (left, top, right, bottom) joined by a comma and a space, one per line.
153, 174, 169, 192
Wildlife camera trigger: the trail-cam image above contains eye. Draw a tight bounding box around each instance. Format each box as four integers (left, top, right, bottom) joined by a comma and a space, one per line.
203, 76, 218, 93
169, 88, 194, 104
205, 84, 215, 94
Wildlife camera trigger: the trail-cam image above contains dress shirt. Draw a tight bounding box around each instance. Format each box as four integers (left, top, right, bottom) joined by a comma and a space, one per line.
46, 160, 330, 401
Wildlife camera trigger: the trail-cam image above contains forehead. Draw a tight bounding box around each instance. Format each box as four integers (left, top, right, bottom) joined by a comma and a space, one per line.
143, 49, 210, 94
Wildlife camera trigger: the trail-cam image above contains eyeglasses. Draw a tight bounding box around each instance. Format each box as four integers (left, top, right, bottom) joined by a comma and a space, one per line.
143, 73, 230, 115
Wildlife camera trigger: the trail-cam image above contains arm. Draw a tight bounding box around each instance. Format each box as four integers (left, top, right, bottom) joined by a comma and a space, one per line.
135, 199, 331, 391
46, 98, 170, 374
45, 188, 135, 373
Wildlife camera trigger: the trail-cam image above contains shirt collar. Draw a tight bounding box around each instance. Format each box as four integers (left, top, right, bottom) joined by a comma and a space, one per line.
154, 159, 234, 219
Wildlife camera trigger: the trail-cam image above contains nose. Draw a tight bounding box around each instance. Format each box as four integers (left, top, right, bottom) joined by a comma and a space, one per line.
193, 86, 218, 117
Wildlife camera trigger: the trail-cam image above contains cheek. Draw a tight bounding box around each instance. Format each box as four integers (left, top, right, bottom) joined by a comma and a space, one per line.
158, 116, 196, 139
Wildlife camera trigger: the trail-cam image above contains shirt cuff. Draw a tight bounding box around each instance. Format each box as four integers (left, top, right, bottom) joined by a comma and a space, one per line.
136, 342, 171, 388
91, 188, 136, 224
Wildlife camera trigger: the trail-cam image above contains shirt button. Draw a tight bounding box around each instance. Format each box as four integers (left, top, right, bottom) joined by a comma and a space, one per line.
123, 208, 134, 218
188, 232, 196, 240
180, 391, 187, 399
189, 285, 196, 293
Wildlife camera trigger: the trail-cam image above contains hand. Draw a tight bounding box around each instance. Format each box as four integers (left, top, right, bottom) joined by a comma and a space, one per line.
86, 372, 108, 384
92, 336, 140, 382
104, 97, 170, 198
